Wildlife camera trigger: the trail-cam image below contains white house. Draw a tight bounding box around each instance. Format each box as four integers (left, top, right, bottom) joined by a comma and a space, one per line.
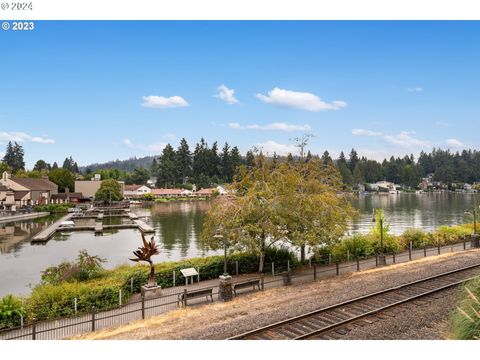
123, 185, 152, 198
375, 181, 398, 191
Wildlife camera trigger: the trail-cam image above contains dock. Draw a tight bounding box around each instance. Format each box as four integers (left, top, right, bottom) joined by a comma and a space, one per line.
134, 219, 155, 233
32, 213, 75, 242
94, 223, 103, 234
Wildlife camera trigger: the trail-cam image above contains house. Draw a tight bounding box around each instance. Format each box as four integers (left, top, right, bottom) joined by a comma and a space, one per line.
124, 185, 152, 199
0, 172, 58, 206
151, 188, 186, 198
0, 184, 15, 209
75, 179, 125, 199
375, 181, 398, 191
146, 177, 157, 188
51, 191, 85, 204
194, 186, 228, 197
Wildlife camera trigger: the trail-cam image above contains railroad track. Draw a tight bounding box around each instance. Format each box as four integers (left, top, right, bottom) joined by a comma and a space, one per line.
229, 263, 480, 340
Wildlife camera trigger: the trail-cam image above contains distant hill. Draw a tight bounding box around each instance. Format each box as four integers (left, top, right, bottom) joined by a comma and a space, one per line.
80, 156, 155, 173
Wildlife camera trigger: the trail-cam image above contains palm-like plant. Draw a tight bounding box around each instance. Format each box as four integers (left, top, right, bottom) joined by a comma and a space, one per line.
130, 232, 160, 287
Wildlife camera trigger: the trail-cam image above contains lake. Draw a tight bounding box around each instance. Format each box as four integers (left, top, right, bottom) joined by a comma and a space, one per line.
0, 193, 479, 297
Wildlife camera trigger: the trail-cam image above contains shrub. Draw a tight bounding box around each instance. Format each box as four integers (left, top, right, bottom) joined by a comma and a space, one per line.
141, 193, 155, 201
0, 295, 26, 329
35, 203, 74, 213
449, 277, 480, 340
331, 234, 374, 261
400, 229, 429, 249
434, 225, 472, 245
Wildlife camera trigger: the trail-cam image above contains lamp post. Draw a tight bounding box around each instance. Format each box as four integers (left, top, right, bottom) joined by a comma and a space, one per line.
215, 228, 233, 301
465, 200, 479, 248
375, 208, 387, 266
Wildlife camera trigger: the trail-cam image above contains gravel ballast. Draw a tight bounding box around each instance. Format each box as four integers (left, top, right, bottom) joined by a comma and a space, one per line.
75, 249, 480, 340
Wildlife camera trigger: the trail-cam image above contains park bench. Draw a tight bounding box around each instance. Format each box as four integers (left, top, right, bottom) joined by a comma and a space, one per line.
233, 279, 261, 296
177, 288, 214, 307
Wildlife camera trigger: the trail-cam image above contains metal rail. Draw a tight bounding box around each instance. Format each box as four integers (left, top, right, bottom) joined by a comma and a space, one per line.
229, 262, 480, 340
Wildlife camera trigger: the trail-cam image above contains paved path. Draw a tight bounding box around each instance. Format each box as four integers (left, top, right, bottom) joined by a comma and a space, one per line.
0, 240, 474, 340
0, 212, 50, 224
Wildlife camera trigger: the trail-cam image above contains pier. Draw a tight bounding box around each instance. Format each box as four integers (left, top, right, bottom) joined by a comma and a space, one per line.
31, 208, 154, 242
32, 213, 75, 242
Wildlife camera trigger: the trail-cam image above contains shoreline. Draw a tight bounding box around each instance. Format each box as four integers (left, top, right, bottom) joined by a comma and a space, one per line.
0, 212, 50, 224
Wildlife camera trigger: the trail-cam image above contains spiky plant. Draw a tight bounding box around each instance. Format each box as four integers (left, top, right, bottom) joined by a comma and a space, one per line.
130, 232, 160, 288
450, 279, 480, 340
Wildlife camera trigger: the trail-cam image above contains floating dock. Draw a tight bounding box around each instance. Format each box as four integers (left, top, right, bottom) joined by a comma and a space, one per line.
134, 219, 155, 233
32, 213, 75, 242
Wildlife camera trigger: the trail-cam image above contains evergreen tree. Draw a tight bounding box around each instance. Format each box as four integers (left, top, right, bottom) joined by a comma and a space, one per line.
272, 152, 279, 168
209, 141, 221, 178
321, 150, 333, 165
33, 160, 50, 172
156, 144, 177, 187
52, 162, 58, 170
245, 150, 255, 168
230, 146, 242, 178
286, 153, 294, 164
348, 148, 359, 172
175, 138, 192, 184
220, 142, 233, 182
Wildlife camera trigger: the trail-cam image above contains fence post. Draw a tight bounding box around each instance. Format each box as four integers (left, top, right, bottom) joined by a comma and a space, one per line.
375, 254, 378, 267
347, 250, 350, 262
287, 260, 290, 272
197, 267, 200, 283
438, 244, 441, 255
309, 258, 312, 268
184, 289, 188, 307
119, 289, 122, 306
336, 262, 339, 276
313, 263, 317, 280
141, 295, 145, 319
272, 262, 275, 277
463, 236, 466, 250
173, 271, 176, 287
91, 308, 96, 332
409, 241, 413, 261
31, 318, 36, 340
20, 315, 24, 329
130, 278, 134, 293
424, 247, 427, 257
74, 297, 78, 315
236, 261, 239, 276
260, 274, 265, 291
329, 253, 332, 265
393, 253, 396, 264
356, 257, 360, 271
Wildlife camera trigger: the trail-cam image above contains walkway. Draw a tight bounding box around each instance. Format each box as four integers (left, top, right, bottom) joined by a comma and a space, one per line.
0, 240, 474, 340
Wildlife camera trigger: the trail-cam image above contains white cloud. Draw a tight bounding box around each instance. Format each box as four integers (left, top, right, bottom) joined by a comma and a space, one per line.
0, 131, 55, 144
256, 87, 347, 112
352, 128, 432, 149
255, 140, 298, 156
446, 138, 464, 148
407, 87, 424, 92
351, 129, 383, 137
229, 122, 311, 132
141, 95, 189, 109
215, 85, 239, 105
123, 138, 168, 153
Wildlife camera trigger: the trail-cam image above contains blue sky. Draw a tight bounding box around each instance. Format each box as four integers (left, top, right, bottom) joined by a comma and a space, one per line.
0, 21, 479, 168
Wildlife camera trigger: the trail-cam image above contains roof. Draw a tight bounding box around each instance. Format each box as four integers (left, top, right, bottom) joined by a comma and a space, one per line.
11, 177, 57, 191
151, 188, 184, 196
124, 184, 145, 191
14, 191, 30, 200
0, 185, 11, 192
196, 188, 214, 195
51, 193, 83, 200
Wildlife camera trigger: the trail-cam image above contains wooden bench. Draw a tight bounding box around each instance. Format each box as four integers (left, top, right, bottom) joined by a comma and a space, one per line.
233, 279, 261, 296
177, 288, 214, 307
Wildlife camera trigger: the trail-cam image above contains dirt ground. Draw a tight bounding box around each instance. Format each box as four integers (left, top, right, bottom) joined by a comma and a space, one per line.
74, 249, 480, 340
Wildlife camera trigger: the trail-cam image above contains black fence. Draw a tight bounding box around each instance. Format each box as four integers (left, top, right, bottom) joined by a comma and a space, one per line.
0, 238, 476, 340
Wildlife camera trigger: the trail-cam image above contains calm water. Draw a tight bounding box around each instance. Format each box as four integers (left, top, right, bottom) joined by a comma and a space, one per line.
0, 193, 479, 297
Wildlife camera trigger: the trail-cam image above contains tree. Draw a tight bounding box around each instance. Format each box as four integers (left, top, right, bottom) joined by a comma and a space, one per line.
175, 138, 192, 184
321, 151, 333, 165
245, 150, 255, 168
52, 162, 58, 170
291, 133, 314, 160
348, 148, 359, 172
130, 167, 150, 185
201, 154, 356, 271
62, 157, 78, 173
33, 160, 50, 172
230, 146, 242, 178
155, 144, 176, 187
2, 142, 25, 173
48, 168, 75, 192
95, 179, 123, 203
220, 142, 232, 182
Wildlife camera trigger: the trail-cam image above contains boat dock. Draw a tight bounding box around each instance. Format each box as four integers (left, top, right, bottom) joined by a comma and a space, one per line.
32, 213, 75, 242
134, 219, 155, 233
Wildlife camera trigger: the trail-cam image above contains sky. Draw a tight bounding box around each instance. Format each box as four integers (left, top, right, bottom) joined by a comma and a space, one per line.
0, 21, 479, 168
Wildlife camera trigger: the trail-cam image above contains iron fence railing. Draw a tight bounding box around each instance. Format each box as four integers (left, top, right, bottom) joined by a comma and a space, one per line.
0, 238, 476, 340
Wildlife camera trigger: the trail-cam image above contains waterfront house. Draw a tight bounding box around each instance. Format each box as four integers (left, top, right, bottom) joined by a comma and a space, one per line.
0, 184, 15, 209
1, 172, 58, 206
51, 191, 85, 204
151, 188, 184, 198
75, 179, 125, 199
124, 185, 152, 198
194, 186, 228, 197
375, 181, 398, 191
